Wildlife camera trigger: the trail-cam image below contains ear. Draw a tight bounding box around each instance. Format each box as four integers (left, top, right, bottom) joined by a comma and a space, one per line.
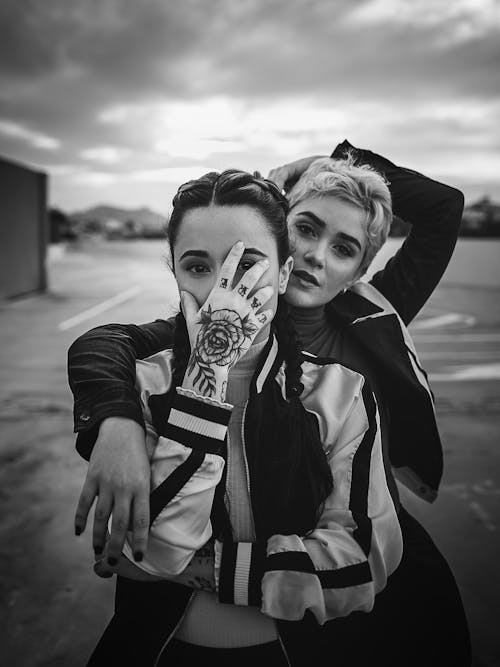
278, 256, 294, 294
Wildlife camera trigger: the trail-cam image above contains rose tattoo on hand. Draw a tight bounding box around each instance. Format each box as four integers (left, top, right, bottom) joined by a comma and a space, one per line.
187, 305, 257, 395
181, 242, 275, 399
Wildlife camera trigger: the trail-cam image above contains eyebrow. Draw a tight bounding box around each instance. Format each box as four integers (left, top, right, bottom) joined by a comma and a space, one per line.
179, 247, 268, 261
297, 211, 363, 251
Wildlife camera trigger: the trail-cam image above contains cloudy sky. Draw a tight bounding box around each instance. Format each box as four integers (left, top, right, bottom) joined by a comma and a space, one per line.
0, 0, 499, 213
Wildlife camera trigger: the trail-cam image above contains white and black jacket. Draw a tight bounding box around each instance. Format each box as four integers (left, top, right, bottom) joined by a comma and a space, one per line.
123, 333, 403, 626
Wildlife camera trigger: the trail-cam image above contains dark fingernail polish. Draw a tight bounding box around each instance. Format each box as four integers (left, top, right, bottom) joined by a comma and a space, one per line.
134, 551, 143, 562
94, 546, 103, 556
107, 557, 118, 566
75, 526, 82, 536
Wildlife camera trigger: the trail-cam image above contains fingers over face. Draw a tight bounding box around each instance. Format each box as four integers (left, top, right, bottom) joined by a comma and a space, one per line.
234, 258, 270, 297
248, 285, 274, 311
217, 241, 245, 290
255, 309, 274, 326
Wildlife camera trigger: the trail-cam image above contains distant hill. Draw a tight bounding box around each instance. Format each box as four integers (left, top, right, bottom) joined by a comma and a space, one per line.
70, 204, 168, 237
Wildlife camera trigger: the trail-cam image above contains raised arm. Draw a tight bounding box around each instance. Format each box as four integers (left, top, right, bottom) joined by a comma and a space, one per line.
331, 139, 464, 325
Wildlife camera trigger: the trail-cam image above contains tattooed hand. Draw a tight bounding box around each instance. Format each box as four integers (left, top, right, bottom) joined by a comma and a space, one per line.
180, 241, 274, 400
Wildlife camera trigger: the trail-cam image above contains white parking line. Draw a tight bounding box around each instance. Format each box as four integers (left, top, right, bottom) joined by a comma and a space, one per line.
413, 333, 500, 343
429, 363, 500, 382
419, 351, 500, 360
468, 501, 497, 532
411, 313, 476, 330
58, 286, 143, 331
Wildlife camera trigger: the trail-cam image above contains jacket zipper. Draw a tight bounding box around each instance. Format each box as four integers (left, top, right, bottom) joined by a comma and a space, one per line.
240, 399, 252, 497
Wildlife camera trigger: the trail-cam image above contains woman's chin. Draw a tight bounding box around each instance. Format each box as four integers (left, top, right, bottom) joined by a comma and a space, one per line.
284, 285, 327, 309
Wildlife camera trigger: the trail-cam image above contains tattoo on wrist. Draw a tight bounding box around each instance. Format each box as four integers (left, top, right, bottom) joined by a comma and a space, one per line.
220, 380, 227, 402
187, 305, 257, 397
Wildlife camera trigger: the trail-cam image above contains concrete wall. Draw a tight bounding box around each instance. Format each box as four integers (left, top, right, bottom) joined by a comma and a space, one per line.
0, 156, 47, 298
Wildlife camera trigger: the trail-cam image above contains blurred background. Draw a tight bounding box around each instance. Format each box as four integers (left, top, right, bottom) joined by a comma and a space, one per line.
0, 1, 499, 665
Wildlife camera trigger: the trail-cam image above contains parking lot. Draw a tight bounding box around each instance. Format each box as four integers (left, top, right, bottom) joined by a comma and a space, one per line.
1, 238, 499, 666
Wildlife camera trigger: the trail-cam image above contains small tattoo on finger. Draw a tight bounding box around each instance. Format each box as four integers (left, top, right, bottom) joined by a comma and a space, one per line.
220, 278, 228, 289
238, 285, 248, 297
251, 297, 261, 309
257, 313, 267, 323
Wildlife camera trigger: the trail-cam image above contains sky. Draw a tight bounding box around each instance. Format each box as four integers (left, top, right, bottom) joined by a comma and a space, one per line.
0, 0, 499, 213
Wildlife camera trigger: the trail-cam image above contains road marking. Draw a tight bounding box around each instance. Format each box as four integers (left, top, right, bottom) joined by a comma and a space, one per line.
419, 351, 499, 360
429, 363, 500, 382
469, 501, 496, 532
413, 333, 500, 343
58, 286, 143, 331
411, 312, 476, 330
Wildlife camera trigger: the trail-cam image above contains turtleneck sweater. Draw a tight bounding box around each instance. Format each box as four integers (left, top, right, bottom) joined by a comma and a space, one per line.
174, 338, 279, 647
289, 304, 400, 511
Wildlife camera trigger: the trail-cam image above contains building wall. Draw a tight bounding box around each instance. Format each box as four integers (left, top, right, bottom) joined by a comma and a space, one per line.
0, 157, 47, 298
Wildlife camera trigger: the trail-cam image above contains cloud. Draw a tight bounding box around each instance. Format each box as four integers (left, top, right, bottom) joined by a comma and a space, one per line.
80, 146, 131, 164
0, 119, 60, 149
0, 0, 498, 209
346, 0, 500, 46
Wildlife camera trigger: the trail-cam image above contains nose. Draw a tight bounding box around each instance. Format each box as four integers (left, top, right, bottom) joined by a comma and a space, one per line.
304, 243, 326, 269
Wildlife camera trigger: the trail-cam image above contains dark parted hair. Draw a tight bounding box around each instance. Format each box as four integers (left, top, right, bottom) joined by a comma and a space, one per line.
167, 169, 333, 538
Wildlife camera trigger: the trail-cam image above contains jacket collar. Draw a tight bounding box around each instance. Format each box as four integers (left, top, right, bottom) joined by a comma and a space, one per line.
327, 281, 388, 325
252, 332, 280, 394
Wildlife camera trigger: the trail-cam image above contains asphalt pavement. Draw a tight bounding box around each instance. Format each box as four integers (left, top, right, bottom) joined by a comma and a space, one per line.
0, 238, 499, 666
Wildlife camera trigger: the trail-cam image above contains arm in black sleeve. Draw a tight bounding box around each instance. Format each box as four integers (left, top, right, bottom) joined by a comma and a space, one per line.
331, 140, 464, 325
67, 318, 175, 455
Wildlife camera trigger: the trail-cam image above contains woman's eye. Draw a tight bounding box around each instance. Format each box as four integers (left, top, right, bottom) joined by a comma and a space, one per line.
238, 259, 256, 272
296, 223, 315, 237
333, 244, 353, 258
186, 263, 209, 274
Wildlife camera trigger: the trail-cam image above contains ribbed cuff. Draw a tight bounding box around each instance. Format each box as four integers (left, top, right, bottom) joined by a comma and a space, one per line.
163, 387, 233, 454
216, 541, 267, 607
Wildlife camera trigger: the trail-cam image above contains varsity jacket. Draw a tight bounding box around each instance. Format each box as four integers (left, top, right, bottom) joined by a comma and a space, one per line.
88, 335, 403, 667
121, 336, 402, 625
85, 332, 402, 666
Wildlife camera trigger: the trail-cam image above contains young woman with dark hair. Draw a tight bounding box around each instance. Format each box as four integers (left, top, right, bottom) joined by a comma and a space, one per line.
78, 168, 402, 666
69, 142, 472, 665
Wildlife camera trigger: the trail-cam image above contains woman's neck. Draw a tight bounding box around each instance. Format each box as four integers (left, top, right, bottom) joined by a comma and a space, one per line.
288, 304, 326, 325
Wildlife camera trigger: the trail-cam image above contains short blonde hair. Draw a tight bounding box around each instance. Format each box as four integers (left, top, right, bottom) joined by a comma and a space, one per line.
287, 153, 393, 277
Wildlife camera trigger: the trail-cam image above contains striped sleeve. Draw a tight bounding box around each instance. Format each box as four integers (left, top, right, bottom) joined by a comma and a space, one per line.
164, 386, 233, 454
123, 371, 232, 578
214, 379, 403, 624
